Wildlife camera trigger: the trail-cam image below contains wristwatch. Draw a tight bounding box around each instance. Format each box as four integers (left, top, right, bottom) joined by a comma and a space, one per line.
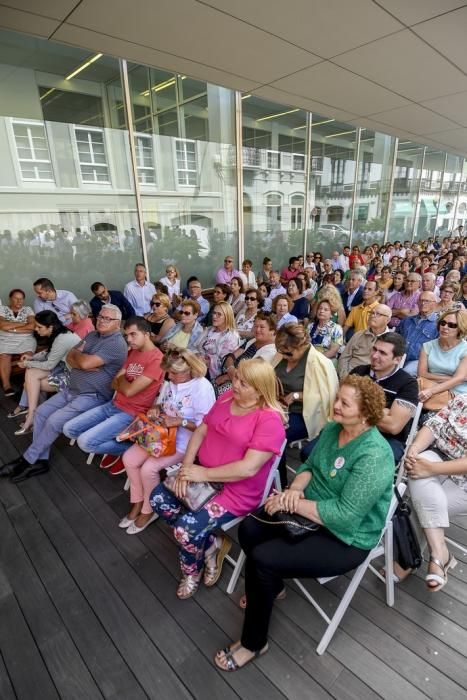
293, 392, 300, 401
181, 419, 188, 428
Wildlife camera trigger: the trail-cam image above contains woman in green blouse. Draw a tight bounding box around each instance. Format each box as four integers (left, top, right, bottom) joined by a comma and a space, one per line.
214, 374, 394, 672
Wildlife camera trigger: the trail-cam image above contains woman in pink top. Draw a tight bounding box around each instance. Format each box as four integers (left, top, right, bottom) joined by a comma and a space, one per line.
68, 300, 94, 339
149, 358, 285, 600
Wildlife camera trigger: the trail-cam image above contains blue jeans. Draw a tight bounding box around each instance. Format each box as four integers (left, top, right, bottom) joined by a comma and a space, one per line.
150, 484, 235, 576
24, 389, 104, 464
63, 401, 132, 456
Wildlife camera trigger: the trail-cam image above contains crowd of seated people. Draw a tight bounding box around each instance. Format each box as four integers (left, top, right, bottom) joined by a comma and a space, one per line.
1, 232, 467, 669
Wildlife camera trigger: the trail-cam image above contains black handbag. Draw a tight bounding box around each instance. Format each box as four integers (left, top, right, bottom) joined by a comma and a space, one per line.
251, 508, 320, 541
392, 487, 422, 571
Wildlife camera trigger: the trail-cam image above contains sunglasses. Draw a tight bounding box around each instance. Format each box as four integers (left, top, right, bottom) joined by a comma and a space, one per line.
245, 296, 257, 301
279, 350, 293, 357
439, 320, 458, 329
181, 310, 192, 316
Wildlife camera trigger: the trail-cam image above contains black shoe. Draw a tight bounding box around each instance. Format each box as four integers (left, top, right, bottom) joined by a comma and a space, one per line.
0, 456, 28, 478
11, 460, 50, 484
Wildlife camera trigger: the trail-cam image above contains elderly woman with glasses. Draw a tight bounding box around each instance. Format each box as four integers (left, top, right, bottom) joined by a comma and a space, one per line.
435, 282, 460, 316
160, 300, 204, 351
120, 349, 216, 535
418, 305, 467, 406
144, 292, 175, 345
68, 300, 94, 339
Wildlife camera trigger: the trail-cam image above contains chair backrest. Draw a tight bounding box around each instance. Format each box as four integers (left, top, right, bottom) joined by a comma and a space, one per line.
395, 401, 423, 485
259, 439, 287, 505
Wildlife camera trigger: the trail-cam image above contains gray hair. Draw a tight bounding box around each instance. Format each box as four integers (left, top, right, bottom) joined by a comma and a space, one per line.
101, 303, 122, 321
71, 299, 91, 319
350, 270, 365, 281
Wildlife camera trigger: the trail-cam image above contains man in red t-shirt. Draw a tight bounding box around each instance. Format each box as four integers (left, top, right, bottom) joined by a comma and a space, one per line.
63, 316, 164, 473
280, 256, 301, 285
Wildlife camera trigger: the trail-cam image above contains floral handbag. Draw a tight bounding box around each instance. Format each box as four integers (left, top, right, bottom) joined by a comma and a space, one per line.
116, 413, 177, 457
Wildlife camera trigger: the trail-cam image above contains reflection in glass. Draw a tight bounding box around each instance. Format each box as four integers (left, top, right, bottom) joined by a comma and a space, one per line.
308, 116, 356, 256
242, 95, 306, 272
415, 148, 445, 240
387, 141, 424, 241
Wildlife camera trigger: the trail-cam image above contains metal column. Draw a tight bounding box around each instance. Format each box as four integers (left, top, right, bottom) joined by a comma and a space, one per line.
383, 137, 399, 244
120, 59, 149, 270
349, 127, 361, 248
303, 112, 313, 258
234, 91, 244, 265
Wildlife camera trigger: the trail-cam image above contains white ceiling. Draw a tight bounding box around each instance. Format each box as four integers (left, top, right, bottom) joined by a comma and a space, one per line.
2, 0, 467, 155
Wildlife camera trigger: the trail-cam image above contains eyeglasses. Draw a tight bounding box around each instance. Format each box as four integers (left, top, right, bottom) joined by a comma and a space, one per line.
369, 311, 390, 318
419, 299, 435, 304
439, 320, 458, 329
97, 315, 117, 322
181, 310, 192, 316
245, 296, 257, 301
224, 259, 233, 263
152, 301, 162, 307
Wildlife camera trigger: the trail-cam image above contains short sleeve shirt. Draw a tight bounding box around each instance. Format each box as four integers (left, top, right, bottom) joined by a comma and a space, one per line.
68, 331, 128, 400
198, 390, 285, 516
113, 347, 164, 415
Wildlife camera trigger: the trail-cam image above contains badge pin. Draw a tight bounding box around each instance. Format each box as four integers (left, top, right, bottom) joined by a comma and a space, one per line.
334, 457, 345, 470
330, 469, 337, 478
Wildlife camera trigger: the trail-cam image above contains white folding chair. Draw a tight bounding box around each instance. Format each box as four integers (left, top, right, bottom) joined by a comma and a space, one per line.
395, 401, 423, 486
69, 438, 96, 465
293, 482, 406, 655
222, 440, 286, 594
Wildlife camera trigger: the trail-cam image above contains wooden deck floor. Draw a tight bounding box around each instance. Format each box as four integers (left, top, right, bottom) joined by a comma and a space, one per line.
1, 399, 467, 700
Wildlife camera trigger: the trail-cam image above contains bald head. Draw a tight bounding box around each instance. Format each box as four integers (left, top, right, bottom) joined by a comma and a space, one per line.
417, 291, 437, 317
368, 303, 391, 333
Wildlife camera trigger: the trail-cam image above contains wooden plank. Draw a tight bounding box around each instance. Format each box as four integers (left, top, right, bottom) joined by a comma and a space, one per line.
16, 478, 193, 700
37, 463, 242, 700
0, 504, 102, 700
358, 575, 467, 690
0, 652, 16, 700
0, 592, 59, 700
4, 492, 147, 700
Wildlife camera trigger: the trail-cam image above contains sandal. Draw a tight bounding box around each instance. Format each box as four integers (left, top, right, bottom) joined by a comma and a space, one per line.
379, 562, 414, 584
204, 535, 232, 587
425, 554, 457, 593
214, 641, 268, 672
177, 573, 202, 600
239, 588, 286, 609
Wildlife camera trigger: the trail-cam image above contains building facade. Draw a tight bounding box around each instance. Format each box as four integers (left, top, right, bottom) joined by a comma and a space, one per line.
1, 28, 466, 301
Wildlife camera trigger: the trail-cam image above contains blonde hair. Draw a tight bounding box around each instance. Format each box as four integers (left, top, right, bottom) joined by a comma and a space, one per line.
214, 301, 236, 331
162, 348, 207, 378
153, 292, 170, 309
165, 265, 180, 278
317, 285, 344, 315
438, 305, 467, 338
235, 358, 286, 420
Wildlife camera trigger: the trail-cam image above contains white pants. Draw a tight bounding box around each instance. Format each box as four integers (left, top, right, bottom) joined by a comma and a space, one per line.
408, 450, 467, 529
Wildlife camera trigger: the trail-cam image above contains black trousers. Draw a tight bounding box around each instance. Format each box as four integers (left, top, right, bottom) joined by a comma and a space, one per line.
238, 510, 369, 651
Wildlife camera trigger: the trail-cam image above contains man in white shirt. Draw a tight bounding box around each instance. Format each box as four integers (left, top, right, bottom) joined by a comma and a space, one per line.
337, 246, 350, 272
124, 263, 156, 316
264, 271, 285, 311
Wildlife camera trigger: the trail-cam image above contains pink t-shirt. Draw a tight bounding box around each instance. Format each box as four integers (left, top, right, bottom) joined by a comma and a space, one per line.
198, 390, 285, 516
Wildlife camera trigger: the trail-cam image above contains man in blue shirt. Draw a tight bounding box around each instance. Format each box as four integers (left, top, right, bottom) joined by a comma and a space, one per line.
33, 277, 77, 324
90, 281, 135, 320
398, 291, 438, 376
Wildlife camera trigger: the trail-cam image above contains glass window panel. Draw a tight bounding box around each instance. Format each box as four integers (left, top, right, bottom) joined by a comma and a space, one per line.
352, 129, 396, 249
0, 29, 143, 300
437, 154, 463, 235
308, 115, 356, 255
179, 76, 206, 102
242, 95, 307, 270
415, 148, 445, 240
149, 68, 177, 112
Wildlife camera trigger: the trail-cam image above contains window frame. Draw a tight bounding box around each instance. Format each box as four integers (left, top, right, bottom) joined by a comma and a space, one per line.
73, 125, 111, 185
11, 118, 55, 183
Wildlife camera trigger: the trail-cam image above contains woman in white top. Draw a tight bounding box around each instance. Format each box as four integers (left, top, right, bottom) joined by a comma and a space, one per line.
195, 301, 240, 381
236, 288, 259, 340
239, 259, 257, 290
121, 350, 215, 534
9, 310, 80, 434
159, 265, 181, 301
0, 288, 36, 396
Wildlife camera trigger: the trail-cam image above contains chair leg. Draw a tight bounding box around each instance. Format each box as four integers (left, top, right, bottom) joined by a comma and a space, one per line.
69, 439, 76, 446
226, 550, 246, 595
384, 520, 394, 607
124, 478, 130, 491
86, 452, 95, 465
